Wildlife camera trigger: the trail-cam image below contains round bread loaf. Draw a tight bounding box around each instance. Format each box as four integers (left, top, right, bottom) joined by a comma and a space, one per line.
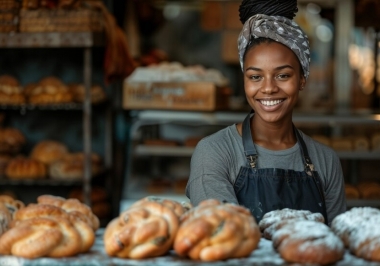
104, 198, 180, 259
5, 157, 47, 179
258, 208, 325, 240
68, 83, 107, 104
174, 199, 260, 261
345, 184, 360, 199
272, 220, 344, 265
30, 140, 69, 165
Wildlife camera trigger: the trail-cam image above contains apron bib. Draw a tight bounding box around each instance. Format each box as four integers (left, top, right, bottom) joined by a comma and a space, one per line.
233, 113, 328, 224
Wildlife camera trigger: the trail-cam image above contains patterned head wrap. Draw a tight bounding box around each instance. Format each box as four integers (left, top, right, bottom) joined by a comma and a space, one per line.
238, 14, 310, 79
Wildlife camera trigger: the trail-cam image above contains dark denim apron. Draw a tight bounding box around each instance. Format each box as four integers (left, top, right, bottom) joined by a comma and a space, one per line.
233, 113, 328, 224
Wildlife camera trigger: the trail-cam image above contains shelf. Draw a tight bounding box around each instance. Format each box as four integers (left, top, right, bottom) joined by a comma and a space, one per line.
0, 32, 104, 48
0, 101, 109, 112
346, 199, 380, 208
134, 145, 195, 157
0, 178, 82, 186
337, 151, 380, 160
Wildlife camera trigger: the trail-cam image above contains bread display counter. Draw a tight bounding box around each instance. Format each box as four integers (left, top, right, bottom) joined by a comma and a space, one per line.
0, 229, 378, 266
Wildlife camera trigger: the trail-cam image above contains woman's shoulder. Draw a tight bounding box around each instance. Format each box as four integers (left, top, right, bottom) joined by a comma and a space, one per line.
195, 124, 242, 151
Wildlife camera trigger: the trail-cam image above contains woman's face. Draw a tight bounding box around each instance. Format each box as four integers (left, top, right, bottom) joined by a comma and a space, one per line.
243, 41, 305, 124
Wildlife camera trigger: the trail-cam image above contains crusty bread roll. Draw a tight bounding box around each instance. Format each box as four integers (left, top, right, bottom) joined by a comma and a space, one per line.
104, 197, 181, 259
0, 195, 24, 215
272, 220, 344, 265
37, 194, 99, 231
48, 152, 103, 180
0, 128, 26, 154
345, 184, 360, 199
5, 157, 47, 180
0, 75, 26, 105
25, 76, 73, 104
258, 208, 325, 240
174, 199, 260, 261
2, 204, 95, 258
30, 140, 69, 165
0, 154, 11, 177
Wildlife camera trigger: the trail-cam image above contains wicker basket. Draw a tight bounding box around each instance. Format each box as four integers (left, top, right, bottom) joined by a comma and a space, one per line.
19, 8, 103, 32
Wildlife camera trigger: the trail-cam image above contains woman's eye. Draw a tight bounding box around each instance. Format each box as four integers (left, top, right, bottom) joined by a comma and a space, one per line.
249, 75, 261, 81
277, 74, 290, 79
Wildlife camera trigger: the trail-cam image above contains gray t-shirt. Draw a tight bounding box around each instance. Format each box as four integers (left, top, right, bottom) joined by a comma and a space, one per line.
186, 124, 347, 224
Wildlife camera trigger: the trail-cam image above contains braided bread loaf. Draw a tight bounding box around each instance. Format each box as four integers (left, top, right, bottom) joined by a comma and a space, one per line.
272, 220, 344, 265
0, 204, 95, 258
331, 207, 380, 261
259, 208, 325, 240
37, 195, 99, 231
104, 197, 184, 259
173, 199, 260, 261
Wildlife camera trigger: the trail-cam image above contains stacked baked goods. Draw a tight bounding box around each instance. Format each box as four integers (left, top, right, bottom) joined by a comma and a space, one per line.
0, 194, 98, 258
331, 207, 380, 262
104, 196, 190, 259
0, 75, 26, 105
24, 76, 73, 105
69, 186, 111, 220
260, 208, 344, 265
174, 199, 260, 261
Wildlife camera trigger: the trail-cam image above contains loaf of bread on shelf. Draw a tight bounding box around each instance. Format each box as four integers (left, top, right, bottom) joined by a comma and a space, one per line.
68, 83, 107, 104
24, 76, 73, 104
357, 181, 380, 199
345, 183, 360, 199
37, 194, 100, 231
5, 156, 47, 180
49, 152, 103, 180
174, 199, 260, 261
104, 196, 182, 259
1, 203, 95, 258
331, 207, 380, 262
0, 127, 26, 154
258, 208, 325, 240
30, 140, 69, 165
0, 75, 26, 105
353, 136, 370, 151
272, 219, 344, 265
371, 133, 380, 151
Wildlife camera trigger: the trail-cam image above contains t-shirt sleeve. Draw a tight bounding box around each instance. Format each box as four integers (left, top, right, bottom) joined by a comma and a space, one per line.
323, 151, 347, 225
186, 138, 238, 206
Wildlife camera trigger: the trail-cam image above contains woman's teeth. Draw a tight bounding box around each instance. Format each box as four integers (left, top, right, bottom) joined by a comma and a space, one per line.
260, 99, 283, 106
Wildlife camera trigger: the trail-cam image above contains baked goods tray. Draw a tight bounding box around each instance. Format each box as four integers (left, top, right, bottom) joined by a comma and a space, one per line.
0, 229, 379, 266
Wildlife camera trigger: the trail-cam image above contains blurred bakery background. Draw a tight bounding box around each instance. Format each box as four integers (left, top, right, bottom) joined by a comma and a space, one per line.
0, 0, 379, 225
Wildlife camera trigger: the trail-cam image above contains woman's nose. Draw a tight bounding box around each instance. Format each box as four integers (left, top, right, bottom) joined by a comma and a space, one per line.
261, 79, 278, 94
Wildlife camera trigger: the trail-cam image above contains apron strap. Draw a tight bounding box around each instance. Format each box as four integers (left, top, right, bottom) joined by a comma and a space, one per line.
293, 126, 315, 172
242, 111, 258, 168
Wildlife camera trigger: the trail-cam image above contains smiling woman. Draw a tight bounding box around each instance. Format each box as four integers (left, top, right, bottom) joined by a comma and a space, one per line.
186, 0, 346, 227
